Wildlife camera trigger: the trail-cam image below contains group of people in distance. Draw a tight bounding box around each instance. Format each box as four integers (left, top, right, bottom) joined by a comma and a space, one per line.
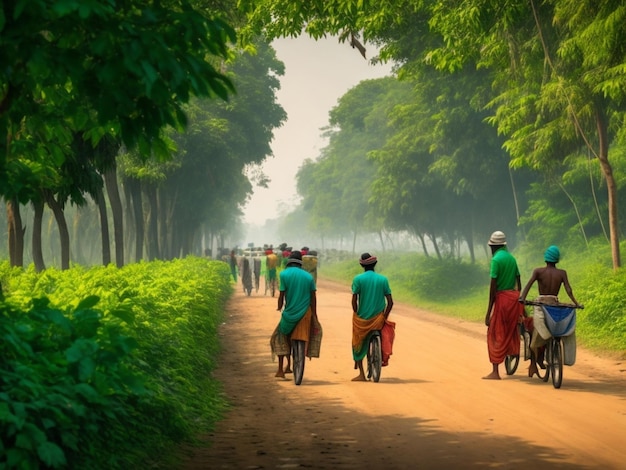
484, 230, 580, 380
269, 250, 394, 382
267, 230, 581, 384
226, 244, 318, 296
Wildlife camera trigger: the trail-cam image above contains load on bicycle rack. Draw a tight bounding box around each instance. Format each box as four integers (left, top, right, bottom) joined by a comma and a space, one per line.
506, 300, 583, 389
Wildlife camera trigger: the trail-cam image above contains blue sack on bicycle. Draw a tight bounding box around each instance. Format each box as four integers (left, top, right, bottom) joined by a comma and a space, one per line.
542, 306, 576, 337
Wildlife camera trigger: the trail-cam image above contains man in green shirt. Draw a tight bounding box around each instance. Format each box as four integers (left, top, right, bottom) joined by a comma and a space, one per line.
351, 253, 394, 381
484, 231, 524, 380
270, 251, 317, 378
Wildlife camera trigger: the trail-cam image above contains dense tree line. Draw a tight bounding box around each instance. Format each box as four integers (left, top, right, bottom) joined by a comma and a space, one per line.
0, 2, 284, 268
3, 1, 626, 270
239, 0, 626, 267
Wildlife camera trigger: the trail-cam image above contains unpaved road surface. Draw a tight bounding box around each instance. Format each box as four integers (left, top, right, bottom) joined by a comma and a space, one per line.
181, 278, 626, 469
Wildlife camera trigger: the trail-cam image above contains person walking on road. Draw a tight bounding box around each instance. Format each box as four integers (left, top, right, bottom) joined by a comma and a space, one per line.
484, 231, 524, 380
270, 251, 317, 378
351, 253, 394, 381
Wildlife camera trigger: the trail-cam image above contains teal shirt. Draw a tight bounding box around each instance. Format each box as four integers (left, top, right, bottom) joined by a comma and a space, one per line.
352, 270, 391, 320
278, 266, 316, 334
490, 247, 520, 291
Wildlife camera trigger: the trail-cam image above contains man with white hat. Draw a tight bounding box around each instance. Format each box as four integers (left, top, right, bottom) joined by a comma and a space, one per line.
484, 231, 524, 380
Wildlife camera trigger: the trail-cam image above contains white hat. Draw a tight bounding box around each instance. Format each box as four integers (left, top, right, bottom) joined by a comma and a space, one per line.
488, 231, 507, 246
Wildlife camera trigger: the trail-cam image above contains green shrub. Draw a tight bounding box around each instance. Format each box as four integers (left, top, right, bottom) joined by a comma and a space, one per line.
410, 256, 488, 301
0, 257, 232, 469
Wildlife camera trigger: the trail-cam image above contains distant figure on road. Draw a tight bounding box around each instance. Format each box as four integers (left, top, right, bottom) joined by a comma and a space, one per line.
229, 250, 237, 283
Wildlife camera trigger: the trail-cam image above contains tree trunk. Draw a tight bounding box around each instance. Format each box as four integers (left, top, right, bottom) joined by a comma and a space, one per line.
416, 232, 429, 257
7, 199, 24, 267
104, 166, 124, 267
377, 230, 386, 252
96, 188, 111, 265
32, 199, 46, 272
128, 178, 145, 262
44, 191, 70, 270
144, 183, 159, 260
429, 233, 442, 260
595, 106, 620, 269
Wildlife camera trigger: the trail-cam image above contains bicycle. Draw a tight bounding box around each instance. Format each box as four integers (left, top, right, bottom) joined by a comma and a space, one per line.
366, 330, 382, 382
522, 300, 583, 389
291, 338, 305, 385
504, 322, 531, 376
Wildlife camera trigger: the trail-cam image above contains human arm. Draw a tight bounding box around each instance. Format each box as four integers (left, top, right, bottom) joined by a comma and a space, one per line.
561, 271, 580, 306
351, 293, 358, 313
485, 277, 497, 326
518, 269, 538, 302
310, 290, 317, 317
277, 291, 285, 311
384, 294, 393, 318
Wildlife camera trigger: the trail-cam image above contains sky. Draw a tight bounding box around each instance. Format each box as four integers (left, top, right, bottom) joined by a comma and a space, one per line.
242, 35, 393, 227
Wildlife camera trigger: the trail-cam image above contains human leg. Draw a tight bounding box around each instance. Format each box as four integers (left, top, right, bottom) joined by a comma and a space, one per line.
482, 363, 501, 380
275, 355, 286, 378
352, 360, 366, 381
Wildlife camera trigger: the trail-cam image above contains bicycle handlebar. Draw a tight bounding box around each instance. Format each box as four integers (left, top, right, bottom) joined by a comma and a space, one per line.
520, 299, 584, 309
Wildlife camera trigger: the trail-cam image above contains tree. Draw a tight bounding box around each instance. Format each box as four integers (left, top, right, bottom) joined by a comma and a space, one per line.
1, 0, 236, 267
427, 0, 626, 268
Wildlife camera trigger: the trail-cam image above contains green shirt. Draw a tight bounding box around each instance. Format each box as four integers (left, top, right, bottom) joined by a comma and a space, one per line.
490, 247, 520, 291
278, 266, 316, 334
352, 270, 392, 320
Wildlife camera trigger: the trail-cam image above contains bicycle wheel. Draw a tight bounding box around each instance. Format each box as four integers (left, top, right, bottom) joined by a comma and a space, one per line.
292, 339, 305, 385
505, 354, 520, 375
367, 333, 382, 383
523, 330, 532, 361
551, 338, 564, 389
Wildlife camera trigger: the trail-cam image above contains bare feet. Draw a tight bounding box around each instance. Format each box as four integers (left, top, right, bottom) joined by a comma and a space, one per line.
482, 372, 501, 380
284, 367, 293, 374
351, 375, 367, 382
528, 365, 538, 377
275, 371, 285, 378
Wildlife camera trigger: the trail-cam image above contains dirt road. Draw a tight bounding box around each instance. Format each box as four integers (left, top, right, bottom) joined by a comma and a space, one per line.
181, 278, 626, 469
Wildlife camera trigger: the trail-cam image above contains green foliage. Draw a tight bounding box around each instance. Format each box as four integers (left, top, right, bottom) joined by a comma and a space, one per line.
321, 252, 488, 304
575, 263, 626, 352
0, 257, 232, 469
409, 256, 488, 301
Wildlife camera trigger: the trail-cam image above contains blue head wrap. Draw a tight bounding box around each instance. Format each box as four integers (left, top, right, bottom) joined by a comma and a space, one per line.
544, 245, 560, 263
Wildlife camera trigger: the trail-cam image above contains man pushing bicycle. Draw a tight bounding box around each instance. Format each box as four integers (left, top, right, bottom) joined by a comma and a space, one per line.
519, 245, 581, 378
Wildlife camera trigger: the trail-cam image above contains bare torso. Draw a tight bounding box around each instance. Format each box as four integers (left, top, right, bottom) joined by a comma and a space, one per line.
533, 265, 569, 296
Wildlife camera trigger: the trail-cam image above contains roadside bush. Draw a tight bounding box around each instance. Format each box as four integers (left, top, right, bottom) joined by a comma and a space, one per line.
0, 257, 232, 469
575, 264, 626, 352
410, 256, 488, 301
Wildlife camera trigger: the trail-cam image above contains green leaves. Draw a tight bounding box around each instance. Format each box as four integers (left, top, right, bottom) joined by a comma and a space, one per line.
0, 257, 231, 468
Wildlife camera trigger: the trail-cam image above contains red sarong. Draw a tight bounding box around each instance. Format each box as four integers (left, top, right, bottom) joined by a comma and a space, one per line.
487, 290, 523, 364
381, 320, 395, 366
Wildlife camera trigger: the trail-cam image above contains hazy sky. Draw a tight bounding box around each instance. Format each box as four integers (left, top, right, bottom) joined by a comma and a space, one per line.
242, 35, 392, 226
